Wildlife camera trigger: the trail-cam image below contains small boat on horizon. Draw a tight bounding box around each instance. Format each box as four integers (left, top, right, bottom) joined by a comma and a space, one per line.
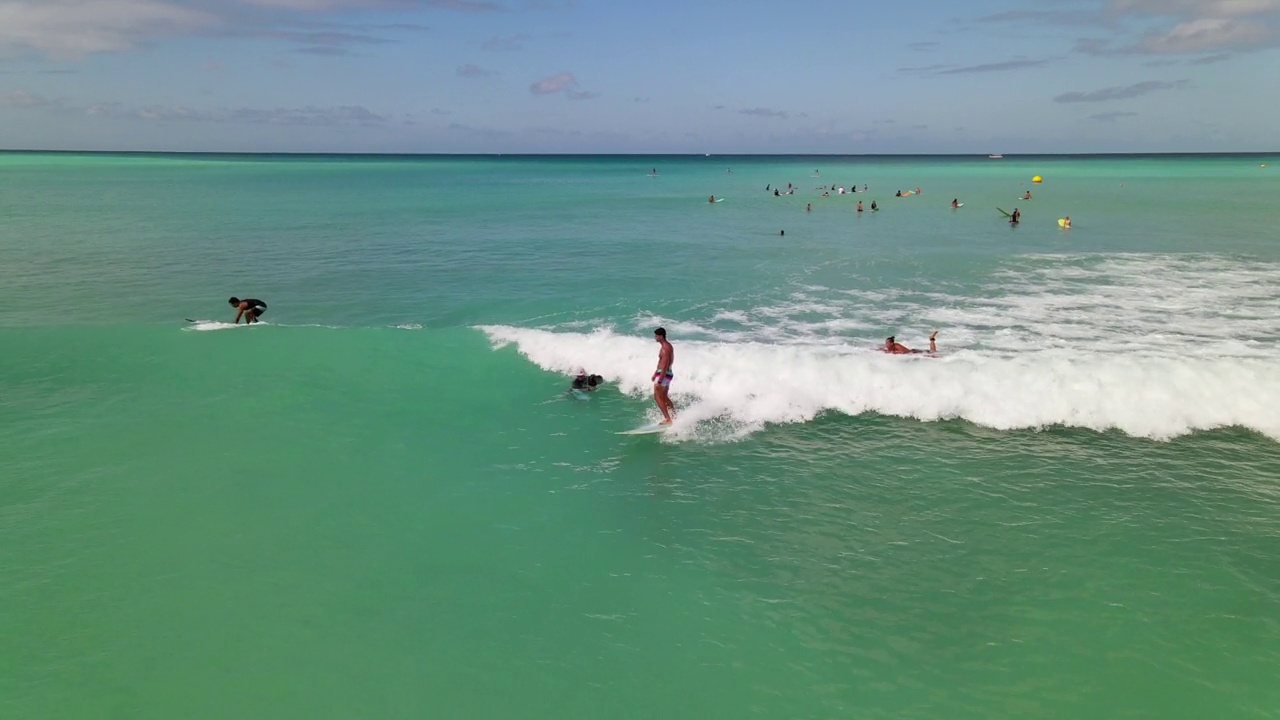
989, 153, 1004, 159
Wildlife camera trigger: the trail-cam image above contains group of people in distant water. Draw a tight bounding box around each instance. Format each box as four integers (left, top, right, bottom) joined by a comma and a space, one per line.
685, 166, 1068, 229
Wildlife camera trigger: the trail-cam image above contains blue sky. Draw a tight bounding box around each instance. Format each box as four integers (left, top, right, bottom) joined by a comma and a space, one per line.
1, 0, 1277, 153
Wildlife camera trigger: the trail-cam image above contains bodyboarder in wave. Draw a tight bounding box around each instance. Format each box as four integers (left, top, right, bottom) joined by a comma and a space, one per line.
884, 331, 938, 354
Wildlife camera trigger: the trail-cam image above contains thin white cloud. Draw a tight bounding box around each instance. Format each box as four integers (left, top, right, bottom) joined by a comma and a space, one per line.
457, 63, 491, 76
939, 57, 1054, 74
0, 0, 215, 60
6, 93, 390, 126
1090, 111, 1139, 121
1054, 79, 1189, 103
241, 0, 500, 11
739, 107, 788, 118
1084, 0, 1280, 54
1110, 0, 1280, 18
530, 71, 574, 94
1138, 17, 1273, 52
900, 57, 1055, 76
0, 90, 62, 107
483, 33, 528, 50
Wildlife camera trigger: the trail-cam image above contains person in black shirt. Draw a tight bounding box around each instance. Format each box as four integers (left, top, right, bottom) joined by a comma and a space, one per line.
229, 297, 267, 324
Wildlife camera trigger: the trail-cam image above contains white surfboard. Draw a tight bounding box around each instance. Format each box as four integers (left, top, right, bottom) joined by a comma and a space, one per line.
184, 319, 250, 331
616, 422, 670, 436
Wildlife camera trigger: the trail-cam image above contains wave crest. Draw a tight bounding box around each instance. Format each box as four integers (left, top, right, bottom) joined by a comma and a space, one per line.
480, 325, 1280, 442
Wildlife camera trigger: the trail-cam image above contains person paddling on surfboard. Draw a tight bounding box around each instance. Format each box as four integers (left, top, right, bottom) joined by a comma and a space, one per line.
952, 198, 960, 208
229, 296, 267, 324
883, 331, 938, 355
652, 327, 676, 425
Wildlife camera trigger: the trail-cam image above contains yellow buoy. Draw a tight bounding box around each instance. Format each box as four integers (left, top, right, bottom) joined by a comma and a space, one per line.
1032, 175, 1043, 183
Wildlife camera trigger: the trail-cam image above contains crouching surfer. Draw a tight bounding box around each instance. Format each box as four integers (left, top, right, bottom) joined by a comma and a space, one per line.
229, 296, 267, 324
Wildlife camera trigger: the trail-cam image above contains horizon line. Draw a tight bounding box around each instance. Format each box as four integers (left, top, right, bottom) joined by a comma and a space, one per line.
2, 149, 1276, 158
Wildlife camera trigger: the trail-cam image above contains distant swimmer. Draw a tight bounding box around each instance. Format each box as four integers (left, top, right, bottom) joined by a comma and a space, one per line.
709, 195, 716, 203
229, 296, 267, 324
571, 369, 605, 392
807, 203, 813, 212
895, 190, 902, 197
871, 200, 878, 211
951, 198, 959, 208
652, 327, 676, 425
916, 187, 922, 194
1010, 207, 1021, 224
774, 189, 781, 196
1062, 215, 1072, 228
1022, 191, 1033, 200
857, 201, 864, 213
884, 331, 938, 355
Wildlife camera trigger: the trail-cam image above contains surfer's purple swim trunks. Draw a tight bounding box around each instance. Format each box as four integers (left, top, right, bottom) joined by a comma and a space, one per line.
654, 372, 673, 388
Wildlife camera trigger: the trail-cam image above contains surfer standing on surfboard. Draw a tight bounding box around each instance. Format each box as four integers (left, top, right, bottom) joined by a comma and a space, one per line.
652, 328, 676, 425
229, 297, 267, 324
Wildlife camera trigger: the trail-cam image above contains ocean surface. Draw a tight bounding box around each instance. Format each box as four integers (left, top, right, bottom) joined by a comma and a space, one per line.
2, 151, 1279, 719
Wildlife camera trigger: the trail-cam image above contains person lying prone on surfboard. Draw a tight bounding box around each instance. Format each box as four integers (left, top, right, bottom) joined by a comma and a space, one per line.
884, 331, 938, 355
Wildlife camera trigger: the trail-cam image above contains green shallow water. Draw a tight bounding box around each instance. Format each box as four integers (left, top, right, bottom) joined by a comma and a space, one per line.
3, 153, 1280, 718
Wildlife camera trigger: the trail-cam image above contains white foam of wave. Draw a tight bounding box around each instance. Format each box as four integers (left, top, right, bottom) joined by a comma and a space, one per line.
619, 254, 1280, 359
480, 325, 1280, 442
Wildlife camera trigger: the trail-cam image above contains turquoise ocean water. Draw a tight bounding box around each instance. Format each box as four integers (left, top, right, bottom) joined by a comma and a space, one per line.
3, 152, 1280, 718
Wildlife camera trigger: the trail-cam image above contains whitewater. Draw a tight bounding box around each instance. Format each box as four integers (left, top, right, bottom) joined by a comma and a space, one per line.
484, 252, 1280, 441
